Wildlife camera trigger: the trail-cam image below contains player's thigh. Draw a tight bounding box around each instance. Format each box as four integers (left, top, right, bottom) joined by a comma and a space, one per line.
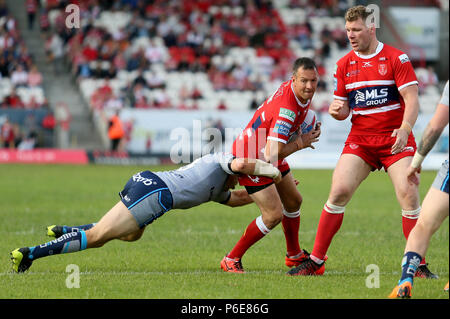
387, 156, 420, 209
86, 201, 140, 247
329, 153, 372, 205
249, 184, 283, 227
416, 187, 449, 232
275, 171, 302, 212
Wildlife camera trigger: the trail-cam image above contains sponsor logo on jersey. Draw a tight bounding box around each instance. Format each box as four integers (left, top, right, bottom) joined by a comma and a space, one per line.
379, 57, 387, 61
349, 60, 357, 65
349, 143, 359, 150
354, 88, 389, 107
133, 172, 155, 186
275, 119, 292, 129
378, 63, 387, 76
399, 54, 410, 64
346, 70, 360, 77
362, 61, 373, 68
279, 108, 296, 122
273, 123, 290, 137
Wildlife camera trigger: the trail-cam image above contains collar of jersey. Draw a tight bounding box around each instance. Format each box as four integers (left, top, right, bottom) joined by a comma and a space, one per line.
354, 41, 384, 59
291, 82, 310, 108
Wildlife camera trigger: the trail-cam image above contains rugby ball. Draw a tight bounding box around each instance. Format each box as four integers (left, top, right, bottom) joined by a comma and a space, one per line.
288, 109, 317, 143
300, 109, 317, 134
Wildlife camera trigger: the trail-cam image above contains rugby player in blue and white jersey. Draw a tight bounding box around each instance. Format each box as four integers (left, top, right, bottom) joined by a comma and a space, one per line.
10, 152, 282, 273
389, 80, 449, 298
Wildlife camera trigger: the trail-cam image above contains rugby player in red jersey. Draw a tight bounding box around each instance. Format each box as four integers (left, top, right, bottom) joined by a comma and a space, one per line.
288, 5, 437, 278
221, 57, 321, 273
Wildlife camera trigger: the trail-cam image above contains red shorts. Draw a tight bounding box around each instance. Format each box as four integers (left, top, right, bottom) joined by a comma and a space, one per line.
237, 158, 290, 187
342, 134, 416, 171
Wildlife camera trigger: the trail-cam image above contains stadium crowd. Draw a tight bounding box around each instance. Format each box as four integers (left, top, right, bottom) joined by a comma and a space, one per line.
33, 0, 442, 115
0, 0, 54, 149
0, 0, 445, 150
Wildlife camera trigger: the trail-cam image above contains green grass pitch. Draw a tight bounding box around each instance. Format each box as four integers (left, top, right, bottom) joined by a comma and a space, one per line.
0, 164, 448, 300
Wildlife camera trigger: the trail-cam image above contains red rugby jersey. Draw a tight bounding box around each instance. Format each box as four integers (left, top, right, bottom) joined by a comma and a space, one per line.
333, 42, 418, 135
232, 79, 311, 165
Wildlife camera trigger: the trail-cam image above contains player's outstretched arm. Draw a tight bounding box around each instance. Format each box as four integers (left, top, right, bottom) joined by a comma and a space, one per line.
225, 189, 253, 207
329, 99, 350, 120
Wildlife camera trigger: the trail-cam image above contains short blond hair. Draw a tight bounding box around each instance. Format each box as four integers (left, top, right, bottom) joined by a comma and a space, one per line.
345, 5, 371, 22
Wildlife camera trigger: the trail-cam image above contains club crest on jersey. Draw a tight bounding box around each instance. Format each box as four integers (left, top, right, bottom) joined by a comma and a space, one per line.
378, 63, 387, 76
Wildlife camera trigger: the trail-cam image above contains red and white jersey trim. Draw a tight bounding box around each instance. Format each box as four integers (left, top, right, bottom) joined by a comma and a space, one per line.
398, 80, 419, 91
345, 80, 395, 90
352, 103, 401, 115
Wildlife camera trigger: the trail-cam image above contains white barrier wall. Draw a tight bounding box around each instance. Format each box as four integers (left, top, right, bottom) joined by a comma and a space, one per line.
120, 109, 448, 170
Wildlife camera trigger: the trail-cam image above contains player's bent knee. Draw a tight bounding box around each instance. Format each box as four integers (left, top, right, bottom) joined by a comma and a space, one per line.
262, 212, 283, 229
283, 193, 302, 212
120, 230, 144, 242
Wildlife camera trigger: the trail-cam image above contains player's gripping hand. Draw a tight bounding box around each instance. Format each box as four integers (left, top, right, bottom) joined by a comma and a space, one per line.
299, 126, 320, 150
391, 127, 409, 155
406, 165, 421, 186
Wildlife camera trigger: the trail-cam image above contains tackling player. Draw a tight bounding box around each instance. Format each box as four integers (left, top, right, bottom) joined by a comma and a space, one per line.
288, 5, 437, 277
389, 81, 449, 298
10, 153, 282, 273
220, 57, 321, 273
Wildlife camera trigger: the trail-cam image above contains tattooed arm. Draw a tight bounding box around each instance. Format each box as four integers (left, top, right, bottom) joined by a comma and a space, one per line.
407, 81, 449, 185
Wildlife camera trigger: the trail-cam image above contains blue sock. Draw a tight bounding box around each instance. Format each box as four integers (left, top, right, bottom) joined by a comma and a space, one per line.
62, 223, 96, 234
29, 231, 87, 260
399, 251, 422, 284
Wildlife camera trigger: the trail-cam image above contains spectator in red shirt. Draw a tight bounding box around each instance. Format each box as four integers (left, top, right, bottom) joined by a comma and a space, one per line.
1, 118, 16, 148
2, 89, 24, 108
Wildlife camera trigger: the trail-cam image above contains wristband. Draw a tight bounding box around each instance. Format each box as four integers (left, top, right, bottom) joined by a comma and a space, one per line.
411, 152, 425, 168
253, 159, 280, 179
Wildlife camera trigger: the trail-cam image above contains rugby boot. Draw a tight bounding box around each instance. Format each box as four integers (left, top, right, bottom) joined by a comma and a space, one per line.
10, 247, 33, 273
388, 280, 412, 299
286, 257, 325, 276
221, 255, 245, 273
286, 250, 329, 268
47, 225, 64, 238
415, 264, 439, 279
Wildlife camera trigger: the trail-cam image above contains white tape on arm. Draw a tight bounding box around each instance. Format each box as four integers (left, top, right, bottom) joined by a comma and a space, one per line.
253, 159, 280, 179
411, 152, 425, 168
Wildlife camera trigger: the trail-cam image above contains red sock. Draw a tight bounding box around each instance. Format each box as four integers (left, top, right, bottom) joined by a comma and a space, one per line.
402, 216, 417, 239
228, 216, 269, 259
281, 210, 301, 257
402, 208, 425, 264
311, 203, 345, 261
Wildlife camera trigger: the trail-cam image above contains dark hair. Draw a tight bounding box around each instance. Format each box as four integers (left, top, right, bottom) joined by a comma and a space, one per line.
292, 57, 317, 75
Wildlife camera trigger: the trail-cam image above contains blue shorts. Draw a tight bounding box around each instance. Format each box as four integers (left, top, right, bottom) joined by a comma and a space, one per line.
432, 159, 449, 194
119, 171, 173, 228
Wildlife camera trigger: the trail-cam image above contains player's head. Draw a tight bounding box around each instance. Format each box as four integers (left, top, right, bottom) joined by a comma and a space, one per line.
345, 5, 377, 54
291, 57, 318, 103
